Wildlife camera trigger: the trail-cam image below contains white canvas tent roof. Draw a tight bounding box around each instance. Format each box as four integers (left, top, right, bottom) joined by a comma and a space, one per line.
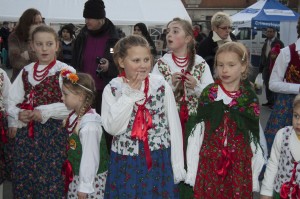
0, 0, 191, 26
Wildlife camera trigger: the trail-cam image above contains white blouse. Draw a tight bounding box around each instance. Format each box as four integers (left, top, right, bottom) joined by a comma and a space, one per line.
152, 53, 214, 98
7, 60, 75, 128
0, 68, 11, 112
68, 109, 102, 194
269, 38, 300, 94
101, 74, 186, 184
185, 86, 265, 192
260, 126, 300, 196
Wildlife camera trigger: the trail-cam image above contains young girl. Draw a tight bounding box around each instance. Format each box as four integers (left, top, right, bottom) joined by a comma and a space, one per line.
61, 71, 108, 198
185, 42, 265, 198
7, 25, 75, 198
101, 35, 185, 198
152, 17, 213, 198
0, 68, 11, 188
260, 94, 300, 199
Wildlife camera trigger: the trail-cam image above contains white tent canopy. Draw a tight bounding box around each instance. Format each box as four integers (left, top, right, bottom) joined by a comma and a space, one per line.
0, 0, 191, 26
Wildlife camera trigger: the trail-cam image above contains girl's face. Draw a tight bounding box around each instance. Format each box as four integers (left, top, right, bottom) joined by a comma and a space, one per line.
31, 32, 59, 65
119, 46, 151, 82
166, 21, 192, 53
61, 29, 71, 41
292, 105, 300, 135
215, 51, 246, 91
61, 85, 84, 113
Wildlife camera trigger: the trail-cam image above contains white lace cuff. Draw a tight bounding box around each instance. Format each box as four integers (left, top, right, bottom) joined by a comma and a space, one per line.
172, 163, 186, 184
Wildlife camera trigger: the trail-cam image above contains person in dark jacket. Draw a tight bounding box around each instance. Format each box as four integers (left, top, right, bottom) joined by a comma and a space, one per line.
197, 12, 236, 76
259, 27, 284, 108
71, 0, 119, 151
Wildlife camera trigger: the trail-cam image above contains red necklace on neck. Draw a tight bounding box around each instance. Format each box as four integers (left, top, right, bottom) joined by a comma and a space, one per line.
217, 80, 241, 99
33, 60, 56, 81
65, 107, 92, 134
172, 53, 189, 68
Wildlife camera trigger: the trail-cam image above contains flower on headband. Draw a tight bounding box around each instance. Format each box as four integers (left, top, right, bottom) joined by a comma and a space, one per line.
61, 68, 79, 84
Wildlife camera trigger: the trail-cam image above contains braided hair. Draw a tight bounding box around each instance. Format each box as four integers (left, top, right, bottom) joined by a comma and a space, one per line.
167, 18, 196, 102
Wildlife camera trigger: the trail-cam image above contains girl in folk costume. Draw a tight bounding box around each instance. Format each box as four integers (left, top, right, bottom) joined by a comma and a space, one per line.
61, 72, 108, 199
7, 25, 75, 198
152, 17, 213, 198
264, 18, 300, 153
260, 94, 300, 199
101, 35, 185, 198
185, 42, 265, 198
0, 69, 11, 185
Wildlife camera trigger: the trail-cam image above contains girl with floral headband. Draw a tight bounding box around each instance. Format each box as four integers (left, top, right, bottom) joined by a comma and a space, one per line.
61, 71, 108, 198
7, 25, 75, 197
101, 35, 185, 198
185, 42, 265, 198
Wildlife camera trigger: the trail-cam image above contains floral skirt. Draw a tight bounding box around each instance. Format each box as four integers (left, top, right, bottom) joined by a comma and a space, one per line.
104, 143, 179, 199
68, 171, 107, 199
264, 93, 295, 154
12, 119, 67, 198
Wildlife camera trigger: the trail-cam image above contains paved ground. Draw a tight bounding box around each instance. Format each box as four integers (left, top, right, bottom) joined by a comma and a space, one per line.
1, 65, 271, 198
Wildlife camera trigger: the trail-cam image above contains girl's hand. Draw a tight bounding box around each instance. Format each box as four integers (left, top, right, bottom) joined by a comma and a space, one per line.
77, 191, 87, 199
125, 72, 145, 90
18, 110, 33, 123
8, 127, 17, 138
184, 74, 197, 89
32, 110, 42, 122
260, 195, 272, 199
171, 72, 182, 86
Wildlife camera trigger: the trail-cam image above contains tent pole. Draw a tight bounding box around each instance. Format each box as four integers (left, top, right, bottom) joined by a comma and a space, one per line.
250, 28, 252, 65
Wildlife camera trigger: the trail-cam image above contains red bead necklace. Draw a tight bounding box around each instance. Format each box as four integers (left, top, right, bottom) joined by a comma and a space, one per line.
172, 53, 189, 68
33, 60, 56, 81
65, 107, 91, 134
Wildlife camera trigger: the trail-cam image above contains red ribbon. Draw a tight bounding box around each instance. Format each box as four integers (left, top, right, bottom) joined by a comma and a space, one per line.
1, 128, 7, 143
280, 161, 300, 199
216, 115, 233, 180
130, 77, 153, 170
19, 103, 34, 138
61, 159, 74, 193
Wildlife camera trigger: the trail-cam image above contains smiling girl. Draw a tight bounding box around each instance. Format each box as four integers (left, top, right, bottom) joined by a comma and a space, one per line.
101, 35, 185, 198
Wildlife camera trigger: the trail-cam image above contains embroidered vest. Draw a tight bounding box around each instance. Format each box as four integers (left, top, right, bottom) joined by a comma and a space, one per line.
17, 70, 63, 108
274, 127, 300, 193
110, 77, 171, 156
284, 43, 300, 83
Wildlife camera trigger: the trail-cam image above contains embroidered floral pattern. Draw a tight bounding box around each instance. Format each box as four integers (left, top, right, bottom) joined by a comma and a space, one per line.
157, 59, 206, 115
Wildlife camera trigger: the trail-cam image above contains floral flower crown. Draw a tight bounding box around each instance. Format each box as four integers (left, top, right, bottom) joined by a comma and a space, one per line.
60, 68, 93, 93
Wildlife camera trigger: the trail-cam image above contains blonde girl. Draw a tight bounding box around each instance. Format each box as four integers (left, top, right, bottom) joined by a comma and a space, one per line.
102, 35, 185, 198
61, 72, 108, 199
186, 42, 264, 198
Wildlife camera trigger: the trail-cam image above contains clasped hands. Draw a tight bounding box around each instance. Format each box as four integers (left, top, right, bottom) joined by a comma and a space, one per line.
172, 72, 197, 89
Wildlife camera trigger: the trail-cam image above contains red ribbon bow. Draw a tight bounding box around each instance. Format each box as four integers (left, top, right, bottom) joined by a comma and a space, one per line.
131, 77, 153, 170
19, 103, 34, 138
280, 161, 300, 199
61, 159, 74, 193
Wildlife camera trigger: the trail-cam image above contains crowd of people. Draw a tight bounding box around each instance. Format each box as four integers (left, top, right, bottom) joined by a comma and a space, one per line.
0, 0, 299, 198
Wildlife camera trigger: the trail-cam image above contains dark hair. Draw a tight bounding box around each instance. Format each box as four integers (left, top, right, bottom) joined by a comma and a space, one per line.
59, 24, 75, 38
15, 8, 42, 42
167, 18, 196, 102
63, 73, 96, 117
31, 25, 59, 42
113, 35, 151, 74
134, 23, 157, 56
